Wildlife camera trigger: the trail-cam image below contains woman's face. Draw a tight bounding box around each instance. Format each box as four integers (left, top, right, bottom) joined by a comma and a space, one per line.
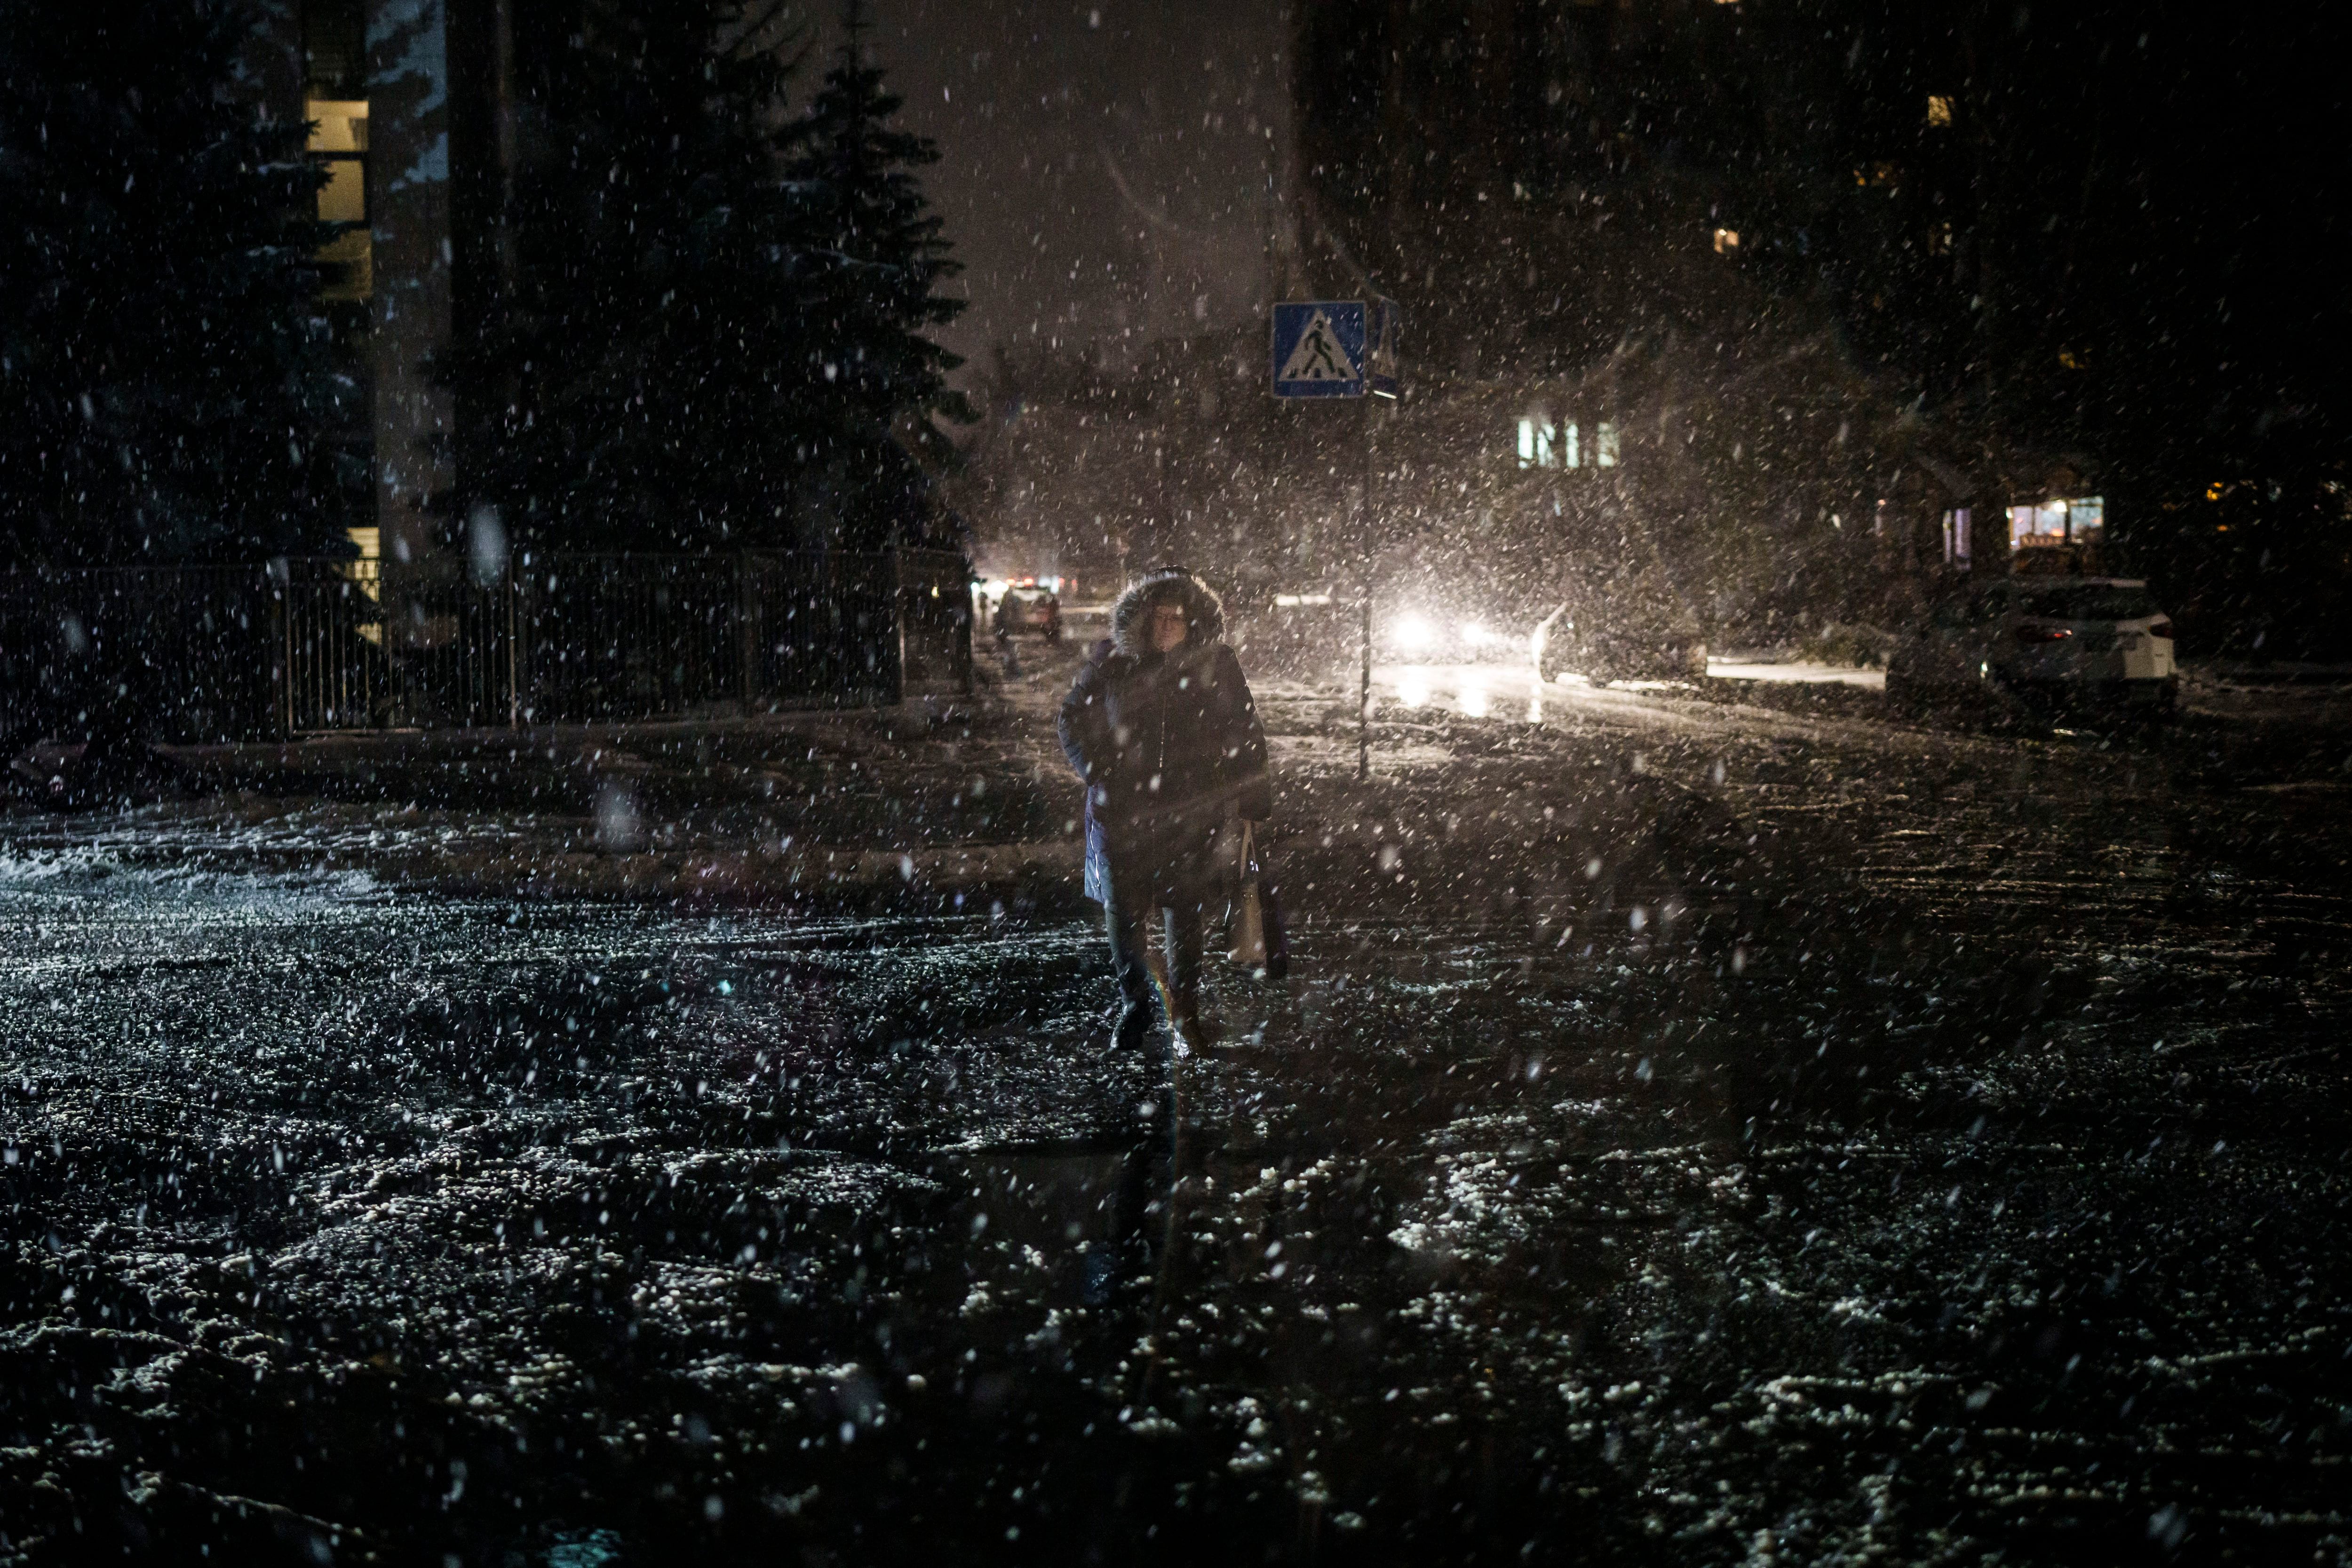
1149, 601, 1189, 653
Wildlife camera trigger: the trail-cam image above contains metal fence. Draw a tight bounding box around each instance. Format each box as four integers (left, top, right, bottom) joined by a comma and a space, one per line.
744, 551, 903, 711
0, 548, 969, 743
282, 559, 516, 732
518, 553, 741, 723
896, 547, 975, 694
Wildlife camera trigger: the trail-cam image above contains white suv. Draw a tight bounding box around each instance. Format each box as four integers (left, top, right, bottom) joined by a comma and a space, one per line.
1888, 577, 2177, 716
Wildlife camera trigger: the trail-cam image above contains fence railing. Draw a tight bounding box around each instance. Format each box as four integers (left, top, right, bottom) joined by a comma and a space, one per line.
517, 554, 740, 723
0, 549, 969, 744
281, 559, 518, 732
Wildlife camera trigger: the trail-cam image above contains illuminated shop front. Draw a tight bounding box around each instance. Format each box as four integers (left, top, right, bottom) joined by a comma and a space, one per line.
2009, 496, 2105, 550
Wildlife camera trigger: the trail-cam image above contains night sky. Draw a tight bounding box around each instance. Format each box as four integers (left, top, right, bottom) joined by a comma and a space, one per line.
849, 0, 1291, 376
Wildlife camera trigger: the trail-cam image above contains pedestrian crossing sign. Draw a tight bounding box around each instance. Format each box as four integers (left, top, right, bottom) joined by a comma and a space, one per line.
1271, 301, 1367, 398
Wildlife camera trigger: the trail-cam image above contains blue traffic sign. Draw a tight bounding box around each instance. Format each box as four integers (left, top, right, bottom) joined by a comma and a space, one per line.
1271, 301, 1367, 398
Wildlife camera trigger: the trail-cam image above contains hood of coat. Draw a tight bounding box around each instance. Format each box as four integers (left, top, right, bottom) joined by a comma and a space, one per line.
1109, 568, 1226, 659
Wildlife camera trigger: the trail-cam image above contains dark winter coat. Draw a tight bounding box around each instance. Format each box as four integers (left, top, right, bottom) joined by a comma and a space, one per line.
1058, 570, 1272, 903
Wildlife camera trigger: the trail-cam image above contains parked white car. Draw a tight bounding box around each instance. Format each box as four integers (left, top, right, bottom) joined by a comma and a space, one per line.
1887, 577, 2177, 716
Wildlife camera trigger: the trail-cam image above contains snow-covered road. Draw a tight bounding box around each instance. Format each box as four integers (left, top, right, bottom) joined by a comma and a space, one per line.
3, 646, 2350, 1561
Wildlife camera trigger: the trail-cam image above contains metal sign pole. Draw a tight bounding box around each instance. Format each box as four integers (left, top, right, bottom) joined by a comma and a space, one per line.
1358, 382, 1374, 783
1358, 586, 1371, 781
1269, 294, 1395, 787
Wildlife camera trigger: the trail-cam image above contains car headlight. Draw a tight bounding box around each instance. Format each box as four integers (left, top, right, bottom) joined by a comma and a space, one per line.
1390, 614, 1438, 653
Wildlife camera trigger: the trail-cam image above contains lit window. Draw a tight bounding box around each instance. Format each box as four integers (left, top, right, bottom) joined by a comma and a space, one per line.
1712, 227, 1740, 254
1518, 415, 1560, 469
2010, 502, 2063, 548
339, 526, 383, 604
1942, 508, 1971, 564
1926, 96, 1953, 127
1562, 422, 1580, 468
1595, 421, 1620, 467
2008, 495, 2105, 549
307, 98, 371, 301
306, 98, 367, 155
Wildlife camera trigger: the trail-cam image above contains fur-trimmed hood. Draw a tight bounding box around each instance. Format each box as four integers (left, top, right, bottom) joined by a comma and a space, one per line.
1108, 567, 1225, 658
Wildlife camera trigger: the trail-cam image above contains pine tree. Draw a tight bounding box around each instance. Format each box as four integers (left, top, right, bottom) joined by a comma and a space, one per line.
443, 0, 967, 555
0, 0, 346, 565
783, 0, 968, 548
441, 0, 828, 551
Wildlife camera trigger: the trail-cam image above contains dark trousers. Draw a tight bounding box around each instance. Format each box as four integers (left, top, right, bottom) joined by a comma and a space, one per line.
1104, 874, 1206, 1021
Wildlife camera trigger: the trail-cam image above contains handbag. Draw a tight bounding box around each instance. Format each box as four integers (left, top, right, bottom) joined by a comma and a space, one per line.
1224, 821, 1276, 973
1229, 882, 1268, 971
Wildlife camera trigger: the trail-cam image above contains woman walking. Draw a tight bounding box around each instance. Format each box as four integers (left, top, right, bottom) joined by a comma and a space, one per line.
1058, 567, 1272, 1050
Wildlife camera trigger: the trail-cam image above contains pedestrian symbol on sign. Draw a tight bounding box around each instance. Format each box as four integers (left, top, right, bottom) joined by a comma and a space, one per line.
1279, 308, 1355, 382
1270, 301, 1368, 398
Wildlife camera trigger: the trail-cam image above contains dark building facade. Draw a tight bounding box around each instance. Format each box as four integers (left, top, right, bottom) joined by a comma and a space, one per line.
239, 0, 466, 561
246, 0, 586, 564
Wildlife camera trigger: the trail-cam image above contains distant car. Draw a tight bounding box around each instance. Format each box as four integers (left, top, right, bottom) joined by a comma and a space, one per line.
994, 585, 1062, 642
1886, 576, 2177, 717
1379, 609, 1517, 663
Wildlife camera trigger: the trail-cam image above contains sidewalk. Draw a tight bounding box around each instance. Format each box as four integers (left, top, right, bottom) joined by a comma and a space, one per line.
0, 639, 1760, 924
5, 689, 1078, 902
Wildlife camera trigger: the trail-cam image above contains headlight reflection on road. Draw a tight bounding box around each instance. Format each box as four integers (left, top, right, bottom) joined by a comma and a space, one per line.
1395, 669, 1433, 708
1457, 676, 1490, 717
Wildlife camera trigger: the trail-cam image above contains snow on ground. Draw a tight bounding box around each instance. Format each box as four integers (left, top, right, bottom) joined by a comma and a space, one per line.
1706, 658, 1886, 688
1, 640, 2349, 1561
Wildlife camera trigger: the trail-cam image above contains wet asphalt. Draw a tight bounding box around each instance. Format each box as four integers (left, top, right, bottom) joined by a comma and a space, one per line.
1, 668, 2349, 1566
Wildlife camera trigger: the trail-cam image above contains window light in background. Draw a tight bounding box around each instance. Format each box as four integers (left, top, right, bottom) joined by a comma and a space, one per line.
1520, 416, 1600, 469
307, 98, 371, 301
1518, 416, 1560, 469
2008, 496, 2105, 548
